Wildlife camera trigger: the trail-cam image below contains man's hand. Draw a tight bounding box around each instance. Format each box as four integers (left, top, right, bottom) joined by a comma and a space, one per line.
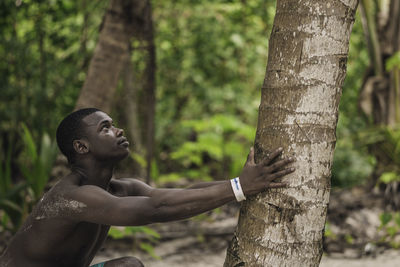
239, 147, 295, 196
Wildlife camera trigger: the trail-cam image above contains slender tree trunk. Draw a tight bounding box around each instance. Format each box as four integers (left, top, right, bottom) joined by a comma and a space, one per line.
75, 0, 149, 113
224, 1, 359, 266
358, 0, 400, 191
122, 50, 145, 177
75, 0, 130, 112
143, 15, 156, 184
359, 0, 400, 126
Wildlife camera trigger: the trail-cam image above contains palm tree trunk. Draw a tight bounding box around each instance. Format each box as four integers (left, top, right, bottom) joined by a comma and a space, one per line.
75, 0, 130, 112
224, 0, 359, 266
75, 0, 149, 113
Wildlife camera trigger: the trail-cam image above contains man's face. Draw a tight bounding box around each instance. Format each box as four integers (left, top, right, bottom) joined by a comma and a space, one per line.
80, 111, 130, 161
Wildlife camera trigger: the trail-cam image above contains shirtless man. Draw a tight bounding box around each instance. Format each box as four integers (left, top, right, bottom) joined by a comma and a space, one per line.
0, 108, 295, 267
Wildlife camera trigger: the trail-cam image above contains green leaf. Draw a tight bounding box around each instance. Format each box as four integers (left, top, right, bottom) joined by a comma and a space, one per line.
386, 51, 400, 71
108, 227, 126, 239
387, 226, 397, 237
139, 242, 161, 260
138, 226, 161, 239
380, 212, 393, 226
0, 199, 23, 214
394, 213, 400, 227
130, 152, 147, 169
21, 123, 38, 162
379, 172, 400, 184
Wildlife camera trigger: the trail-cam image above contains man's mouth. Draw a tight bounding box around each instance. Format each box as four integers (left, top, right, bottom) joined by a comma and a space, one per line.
118, 137, 129, 147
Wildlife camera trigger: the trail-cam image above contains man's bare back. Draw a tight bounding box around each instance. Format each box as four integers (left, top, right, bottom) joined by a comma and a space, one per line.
2, 174, 114, 267
0, 108, 295, 267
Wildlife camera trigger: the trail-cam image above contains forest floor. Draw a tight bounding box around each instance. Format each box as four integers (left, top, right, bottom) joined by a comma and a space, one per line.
92, 186, 400, 266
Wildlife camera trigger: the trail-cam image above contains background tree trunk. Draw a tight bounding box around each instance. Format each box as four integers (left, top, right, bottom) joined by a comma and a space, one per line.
74, 0, 157, 181
224, 0, 359, 266
359, 0, 400, 126
358, 0, 400, 196
121, 50, 145, 177
75, 0, 150, 113
143, 15, 156, 184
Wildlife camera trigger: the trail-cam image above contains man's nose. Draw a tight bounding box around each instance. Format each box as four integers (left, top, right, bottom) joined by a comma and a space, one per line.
116, 127, 124, 137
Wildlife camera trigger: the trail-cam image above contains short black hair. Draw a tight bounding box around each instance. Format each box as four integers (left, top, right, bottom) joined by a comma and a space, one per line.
56, 108, 101, 163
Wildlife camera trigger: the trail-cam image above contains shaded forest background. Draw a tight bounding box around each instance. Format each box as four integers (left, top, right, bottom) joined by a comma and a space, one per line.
1, 0, 400, 255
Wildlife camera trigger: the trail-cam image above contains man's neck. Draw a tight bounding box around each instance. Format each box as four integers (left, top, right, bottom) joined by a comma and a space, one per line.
70, 159, 114, 189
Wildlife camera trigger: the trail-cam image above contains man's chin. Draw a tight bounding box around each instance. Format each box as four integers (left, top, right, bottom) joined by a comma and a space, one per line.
110, 149, 130, 162
121, 148, 130, 159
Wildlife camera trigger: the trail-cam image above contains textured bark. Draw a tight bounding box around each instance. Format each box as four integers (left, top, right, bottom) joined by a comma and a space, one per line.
75, 0, 150, 113
224, 1, 359, 266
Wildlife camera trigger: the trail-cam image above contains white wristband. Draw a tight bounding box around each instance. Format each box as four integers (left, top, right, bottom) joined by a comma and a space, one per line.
230, 177, 246, 202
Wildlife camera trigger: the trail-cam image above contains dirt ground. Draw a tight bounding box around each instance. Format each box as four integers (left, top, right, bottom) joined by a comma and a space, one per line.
93, 238, 400, 267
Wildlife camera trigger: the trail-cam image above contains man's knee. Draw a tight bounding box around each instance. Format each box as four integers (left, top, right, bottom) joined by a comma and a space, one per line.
104, 256, 144, 267
122, 257, 144, 267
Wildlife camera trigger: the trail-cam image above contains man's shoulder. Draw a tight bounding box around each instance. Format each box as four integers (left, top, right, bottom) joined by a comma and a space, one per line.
33, 179, 105, 220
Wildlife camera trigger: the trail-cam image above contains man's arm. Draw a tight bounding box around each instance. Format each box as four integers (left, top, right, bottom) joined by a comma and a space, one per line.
68, 147, 294, 226
113, 147, 292, 195
110, 178, 226, 197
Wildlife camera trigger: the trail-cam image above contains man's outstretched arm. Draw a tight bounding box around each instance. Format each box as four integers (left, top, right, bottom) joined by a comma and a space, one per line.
69, 147, 295, 226
114, 147, 292, 194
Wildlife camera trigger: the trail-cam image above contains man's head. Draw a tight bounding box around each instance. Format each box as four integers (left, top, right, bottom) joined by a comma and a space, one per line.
56, 108, 129, 164
56, 108, 100, 163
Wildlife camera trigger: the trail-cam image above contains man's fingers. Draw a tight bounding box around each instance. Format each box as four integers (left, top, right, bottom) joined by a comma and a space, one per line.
268, 167, 296, 180
266, 157, 295, 172
267, 182, 287, 188
261, 147, 283, 166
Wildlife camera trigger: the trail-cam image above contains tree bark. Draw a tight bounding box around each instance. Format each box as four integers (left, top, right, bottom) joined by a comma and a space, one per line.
224, 1, 359, 266
75, 0, 150, 113
143, 17, 156, 184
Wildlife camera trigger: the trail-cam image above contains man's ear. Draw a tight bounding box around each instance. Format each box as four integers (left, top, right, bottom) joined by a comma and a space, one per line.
73, 139, 89, 155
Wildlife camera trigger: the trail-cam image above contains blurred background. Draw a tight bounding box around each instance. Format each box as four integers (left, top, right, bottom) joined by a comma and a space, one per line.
1, 0, 399, 265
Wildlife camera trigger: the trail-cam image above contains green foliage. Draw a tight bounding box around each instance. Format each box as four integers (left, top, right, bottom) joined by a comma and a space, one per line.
108, 225, 160, 240
0, 0, 106, 233
344, 234, 355, 245
378, 212, 400, 248
139, 242, 161, 260
339, 10, 369, 118
153, 0, 274, 176
323, 222, 337, 240
331, 116, 376, 188
0, 125, 57, 233
386, 51, 400, 71
358, 125, 400, 185
20, 124, 58, 201
0, 144, 28, 232
108, 226, 161, 259
164, 114, 255, 183
379, 172, 400, 184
